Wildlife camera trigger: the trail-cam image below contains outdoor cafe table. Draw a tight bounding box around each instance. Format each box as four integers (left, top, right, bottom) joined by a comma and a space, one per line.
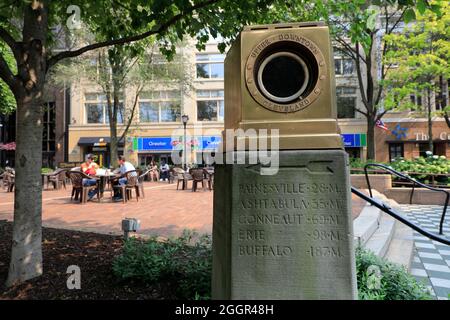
95, 172, 119, 199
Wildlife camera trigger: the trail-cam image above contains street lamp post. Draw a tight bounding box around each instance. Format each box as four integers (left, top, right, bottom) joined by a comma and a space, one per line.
181, 114, 189, 171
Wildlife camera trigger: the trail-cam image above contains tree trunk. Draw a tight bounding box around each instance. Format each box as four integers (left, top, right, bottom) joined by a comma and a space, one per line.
109, 122, 118, 168
6, 93, 44, 286
366, 116, 376, 161
109, 89, 120, 168
6, 0, 47, 287
427, 87, 433, 154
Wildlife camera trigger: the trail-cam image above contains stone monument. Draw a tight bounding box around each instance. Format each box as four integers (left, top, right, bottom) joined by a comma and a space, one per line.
212, 22, 357, 299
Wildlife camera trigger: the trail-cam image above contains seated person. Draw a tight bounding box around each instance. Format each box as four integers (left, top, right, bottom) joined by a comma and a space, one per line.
149, 160, 159, 181
160, 161, 170, 181
80, 154, 99, 201
113, 155, 137, 202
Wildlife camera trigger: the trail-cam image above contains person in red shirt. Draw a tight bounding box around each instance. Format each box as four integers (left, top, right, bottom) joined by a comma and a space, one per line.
81, 154, 99, 200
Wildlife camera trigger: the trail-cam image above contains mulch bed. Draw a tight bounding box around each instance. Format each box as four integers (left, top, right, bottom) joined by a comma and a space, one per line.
0, 221, 162, 299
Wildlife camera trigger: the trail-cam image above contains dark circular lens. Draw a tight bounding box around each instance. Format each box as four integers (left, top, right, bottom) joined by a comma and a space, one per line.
257, 52, 309, 103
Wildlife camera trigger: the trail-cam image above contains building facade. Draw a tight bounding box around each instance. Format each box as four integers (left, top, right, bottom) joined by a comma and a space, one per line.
0, 85, 68, 168
66, 37, 449, 167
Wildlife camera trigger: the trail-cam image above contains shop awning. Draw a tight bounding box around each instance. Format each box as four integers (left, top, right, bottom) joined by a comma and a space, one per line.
77, 137, 124, 146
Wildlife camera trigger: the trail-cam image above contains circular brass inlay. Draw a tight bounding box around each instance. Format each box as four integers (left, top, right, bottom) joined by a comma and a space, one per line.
245, 33, 327, 113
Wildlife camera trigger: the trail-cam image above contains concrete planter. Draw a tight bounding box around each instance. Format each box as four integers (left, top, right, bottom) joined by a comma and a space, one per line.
351, 174, 392, 191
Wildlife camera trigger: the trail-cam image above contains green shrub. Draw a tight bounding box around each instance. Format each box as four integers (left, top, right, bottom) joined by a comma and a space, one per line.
390, 154, 450, 185
113, 230, 212, 299
356, 247, 432, 300
41, 167, 54, 174
113, 232, 432, 300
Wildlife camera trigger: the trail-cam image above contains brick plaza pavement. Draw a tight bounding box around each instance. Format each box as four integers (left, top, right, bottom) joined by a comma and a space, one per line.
0, 181, 364, 238
0, 181, 213, 238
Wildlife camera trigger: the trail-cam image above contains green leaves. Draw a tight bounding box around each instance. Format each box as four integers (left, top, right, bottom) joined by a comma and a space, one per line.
403, 7, 416, 23
113, 230, 212, 299
384, 1, 449, 113
0, 41, 16, 114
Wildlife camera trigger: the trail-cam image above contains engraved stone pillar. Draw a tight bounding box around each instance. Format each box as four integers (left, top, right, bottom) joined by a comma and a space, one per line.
212, 22, 357, 299
212, 150, 357, 299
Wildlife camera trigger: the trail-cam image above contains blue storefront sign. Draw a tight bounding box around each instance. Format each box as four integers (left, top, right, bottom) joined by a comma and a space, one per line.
139, 137, 173, 151
201, 136, 221, 150
341, 133, 367, 148
135, 136, 221, 151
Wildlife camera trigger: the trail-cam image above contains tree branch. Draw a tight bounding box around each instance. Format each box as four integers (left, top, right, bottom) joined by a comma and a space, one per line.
46, 0, 220, 70
355, 42, 369, 109
355, 108, 368, 117
376, 108, 389, 121
0, 27, 19, 56
119, 84, 142, 143
0, 53, 17, 90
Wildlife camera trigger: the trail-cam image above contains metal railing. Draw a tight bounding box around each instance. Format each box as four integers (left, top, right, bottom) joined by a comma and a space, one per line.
351, 187, 450, 246
363, 163, 449, 235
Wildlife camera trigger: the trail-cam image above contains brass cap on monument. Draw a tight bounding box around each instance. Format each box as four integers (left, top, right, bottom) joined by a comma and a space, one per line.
223, 22, 343, 150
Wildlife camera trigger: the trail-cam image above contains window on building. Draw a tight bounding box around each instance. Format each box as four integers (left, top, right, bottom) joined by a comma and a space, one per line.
196, 90, 224, 121
334, 48, 354, 75
389, 143, 404, 161
410, 93, 423, 107
85, 93, 124, 124
139, 90, 181, 123
336, 86, 357, 118
419, 143, 430, 157
196, 54, 225, 79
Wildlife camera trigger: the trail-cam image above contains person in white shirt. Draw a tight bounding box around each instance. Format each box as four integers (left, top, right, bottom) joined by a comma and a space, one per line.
113, 155, 137, 201
160, 161, 170, 181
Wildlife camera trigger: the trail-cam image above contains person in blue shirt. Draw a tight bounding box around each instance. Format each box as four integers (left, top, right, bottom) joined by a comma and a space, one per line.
113, 155, 137, 202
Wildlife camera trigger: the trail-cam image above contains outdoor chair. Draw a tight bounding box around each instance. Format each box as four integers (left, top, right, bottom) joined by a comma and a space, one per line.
136, 170, 150, 199
189, 168, 205, 192
3, 171, 14, 192
66, 171, 100, 204
47, 168, 67, 190
203, 168, 214, 191
173, 167, 187, 190
112, 170, 139, 204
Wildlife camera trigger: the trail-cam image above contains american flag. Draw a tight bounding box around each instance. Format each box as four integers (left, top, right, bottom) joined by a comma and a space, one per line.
376, 119, 389, 131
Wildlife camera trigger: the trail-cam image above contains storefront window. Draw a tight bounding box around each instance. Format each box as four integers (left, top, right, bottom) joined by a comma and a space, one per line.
139, 102, 159, 122
198, 101, 218, 121
196, 90, 224, 121
336, 86, 357, 119
196, 54, 225, 79
160, 102, 181, 122
138, 90, 181, 123
86, 103, 104, 123
334, 48, 354, 75
105, 103, 124, 124
389, 143, 404, 161
337, 97, 356, 118
85, 93, 124, 124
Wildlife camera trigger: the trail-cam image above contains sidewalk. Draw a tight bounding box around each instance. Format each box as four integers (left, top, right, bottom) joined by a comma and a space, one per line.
0, 182, 213, 238
400, 204, 450, 300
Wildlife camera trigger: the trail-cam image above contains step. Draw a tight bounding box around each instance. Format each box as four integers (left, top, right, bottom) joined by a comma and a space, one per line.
381, 197, 414, 270
353, 204, 382, 247
363, 212, 397, 258
384, 220, 414, 270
